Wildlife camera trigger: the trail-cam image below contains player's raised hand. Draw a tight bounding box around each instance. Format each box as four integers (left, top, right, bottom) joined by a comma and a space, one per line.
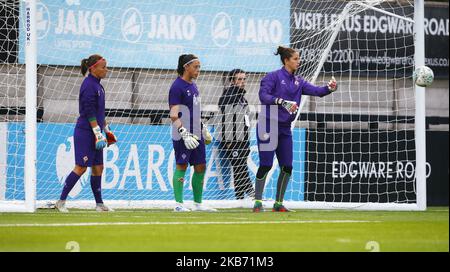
92, 126, 107, 150
328, 76, 337, 92
276, 98, 298, 115
104, 124, 118, 146
202, 123, 212, 145
178, 126, 200, 150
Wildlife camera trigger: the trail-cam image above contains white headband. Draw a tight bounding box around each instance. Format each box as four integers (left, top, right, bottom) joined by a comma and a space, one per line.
183, 58, 198, 67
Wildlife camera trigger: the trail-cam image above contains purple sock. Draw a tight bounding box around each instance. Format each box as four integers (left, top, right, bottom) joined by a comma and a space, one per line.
60, 171, 81, 200
90, 175, 103, 204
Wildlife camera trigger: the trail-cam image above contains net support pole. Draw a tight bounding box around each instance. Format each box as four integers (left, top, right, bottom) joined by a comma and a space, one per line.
292, 2, 353, 130
25, 0, 37, 212
414, 0, 427, 211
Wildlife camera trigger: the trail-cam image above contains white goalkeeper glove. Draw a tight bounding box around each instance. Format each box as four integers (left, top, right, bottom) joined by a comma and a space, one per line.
92, 125, 107, 150
202, 123, 212, 145
275, 98, 298, 115
178, 126, 200, 150
327, 76, 337, 92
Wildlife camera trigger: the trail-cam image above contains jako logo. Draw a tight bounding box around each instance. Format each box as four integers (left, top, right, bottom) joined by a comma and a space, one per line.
36, 2, 50, 39
121, 7, 143, 43
56, 137, 89, 198
211, 12, 233, 47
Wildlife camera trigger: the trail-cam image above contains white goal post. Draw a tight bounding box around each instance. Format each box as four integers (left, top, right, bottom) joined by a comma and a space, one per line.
291, 0, 426, 211
0, 0, 427, 212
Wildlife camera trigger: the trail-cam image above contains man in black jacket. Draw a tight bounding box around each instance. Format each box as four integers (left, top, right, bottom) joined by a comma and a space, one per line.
217, 69, 255, 200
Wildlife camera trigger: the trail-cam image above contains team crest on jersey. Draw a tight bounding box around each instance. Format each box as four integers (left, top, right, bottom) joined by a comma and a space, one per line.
281, 80, 286, 85
295, 80, 299, 86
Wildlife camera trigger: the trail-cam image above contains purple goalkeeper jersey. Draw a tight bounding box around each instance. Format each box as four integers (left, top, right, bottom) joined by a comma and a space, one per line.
75, 74, 105, 131
259, 67, 330, 125
168, 77, 201, 135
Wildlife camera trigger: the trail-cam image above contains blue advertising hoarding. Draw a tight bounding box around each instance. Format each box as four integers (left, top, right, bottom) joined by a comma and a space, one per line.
5, 123, 306, 202
19, 0, 290, 72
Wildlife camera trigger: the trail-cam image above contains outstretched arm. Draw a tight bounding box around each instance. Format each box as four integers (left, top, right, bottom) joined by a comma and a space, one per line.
302, 76, 337, 97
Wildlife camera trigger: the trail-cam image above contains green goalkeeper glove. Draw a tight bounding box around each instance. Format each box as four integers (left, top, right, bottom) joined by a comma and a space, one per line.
92, 126, 107, 150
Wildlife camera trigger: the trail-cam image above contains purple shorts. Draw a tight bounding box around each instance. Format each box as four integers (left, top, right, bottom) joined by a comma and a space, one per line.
173, 139, 206, 166
74, 127, 104, 167
256, 124, 293, 168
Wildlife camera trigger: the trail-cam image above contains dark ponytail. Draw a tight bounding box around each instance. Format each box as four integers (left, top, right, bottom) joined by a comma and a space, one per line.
177, 54, 198, 76
80, 54, 103, 76
274, 46, 296, 65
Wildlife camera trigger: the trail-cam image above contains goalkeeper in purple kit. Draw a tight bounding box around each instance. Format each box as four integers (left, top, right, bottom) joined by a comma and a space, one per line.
253, 46, 337, 212
168, 54, 216, 212
55, 54, 117, 213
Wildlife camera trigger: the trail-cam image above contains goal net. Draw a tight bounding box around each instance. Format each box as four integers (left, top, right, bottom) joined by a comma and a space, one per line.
0, 0, 425, 211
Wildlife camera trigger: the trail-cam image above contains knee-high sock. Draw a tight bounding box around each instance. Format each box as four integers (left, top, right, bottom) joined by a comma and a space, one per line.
276, 169, 291, 203
192, 172, 205, 204
90, 175, 103, 204
255, 166, 271, 201
60, 171, 81, 201
173, 169, 186, 203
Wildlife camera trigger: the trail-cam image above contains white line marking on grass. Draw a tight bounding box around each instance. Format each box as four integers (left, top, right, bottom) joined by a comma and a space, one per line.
336, 238, 352, 243
0, 220, 380, 227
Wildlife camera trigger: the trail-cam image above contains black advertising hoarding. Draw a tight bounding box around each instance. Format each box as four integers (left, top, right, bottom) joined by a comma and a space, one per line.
0, 0, 18, 63
425, 6, 449, 79
290, 1, 449, 79
305, 130, 449, 206
305, 130, 417, 203
426, 131, 449, 206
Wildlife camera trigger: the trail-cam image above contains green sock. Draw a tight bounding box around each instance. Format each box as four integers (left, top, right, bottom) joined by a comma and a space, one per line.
192, 172, 205, 204
173, 169, 186, 203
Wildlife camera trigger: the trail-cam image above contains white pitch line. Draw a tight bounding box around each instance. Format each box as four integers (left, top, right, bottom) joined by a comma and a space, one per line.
0, 220, 380, 227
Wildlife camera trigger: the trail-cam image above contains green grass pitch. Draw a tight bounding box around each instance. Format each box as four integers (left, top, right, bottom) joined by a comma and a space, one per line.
0, 207, 448, 252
